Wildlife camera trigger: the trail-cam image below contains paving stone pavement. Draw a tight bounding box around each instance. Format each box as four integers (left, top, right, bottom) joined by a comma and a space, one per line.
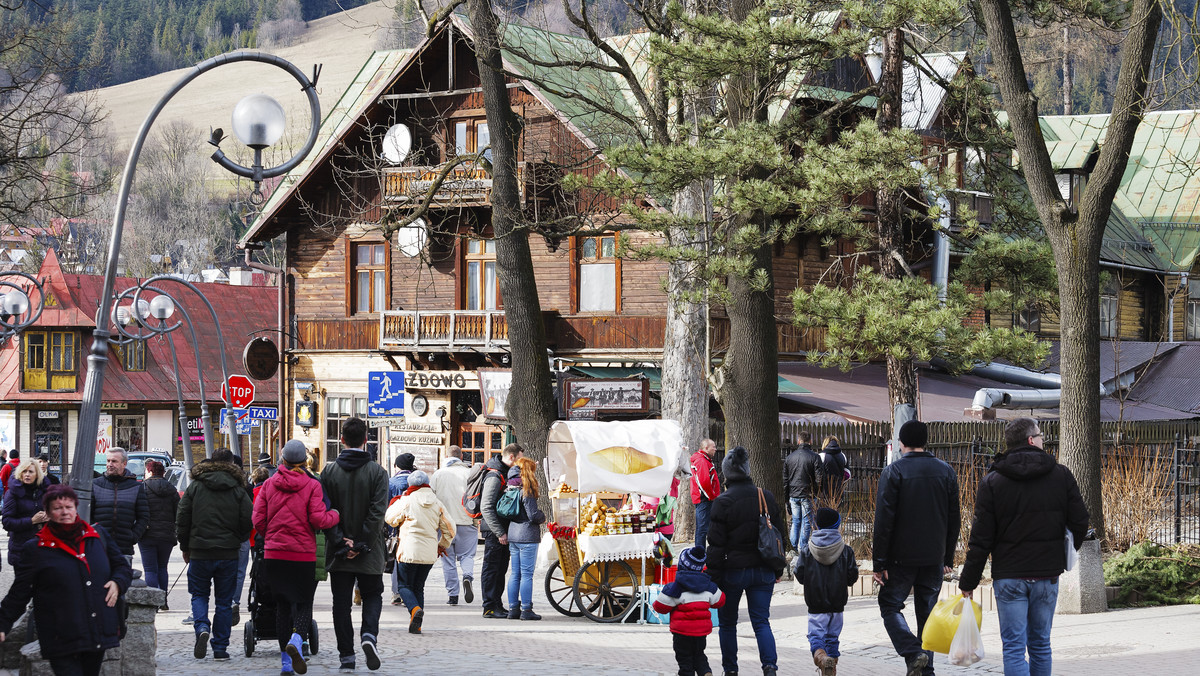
2, 533, 1200, 674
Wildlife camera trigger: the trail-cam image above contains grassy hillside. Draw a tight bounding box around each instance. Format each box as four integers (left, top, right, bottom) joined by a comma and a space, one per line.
90, 0, 397, 152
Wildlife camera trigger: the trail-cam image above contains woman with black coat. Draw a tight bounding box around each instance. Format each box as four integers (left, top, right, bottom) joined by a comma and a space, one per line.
2, 458, 48, 569
706, 446, 787, 676
0, 484, 132, 676
139, 460, 180, 601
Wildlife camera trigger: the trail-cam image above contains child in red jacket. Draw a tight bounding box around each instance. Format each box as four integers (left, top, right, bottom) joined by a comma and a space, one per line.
653, 546, 726, 676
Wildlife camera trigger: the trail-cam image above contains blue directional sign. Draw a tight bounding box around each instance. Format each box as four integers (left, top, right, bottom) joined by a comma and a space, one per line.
368, 371, 405, 417
219, 407, 256, 434
247, 406, 278, 421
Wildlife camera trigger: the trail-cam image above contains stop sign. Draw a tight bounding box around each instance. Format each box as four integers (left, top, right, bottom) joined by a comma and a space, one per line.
223, 374, 255, 408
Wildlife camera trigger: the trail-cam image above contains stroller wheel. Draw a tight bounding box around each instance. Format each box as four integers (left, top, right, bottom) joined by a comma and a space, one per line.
243, 620, 255, 657
309, 618, 319, 655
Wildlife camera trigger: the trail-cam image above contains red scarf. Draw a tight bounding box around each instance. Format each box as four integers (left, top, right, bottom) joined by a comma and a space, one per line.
39, 518, 99, 573
403, 484, 430, 497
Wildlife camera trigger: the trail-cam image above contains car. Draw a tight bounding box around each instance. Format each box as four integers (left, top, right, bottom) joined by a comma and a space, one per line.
165, 464, 192, 496
93, 450, 176, 478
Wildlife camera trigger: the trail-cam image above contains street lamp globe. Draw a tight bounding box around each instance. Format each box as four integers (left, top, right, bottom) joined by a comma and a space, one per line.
1, 289, 30, 316
148, 294, 176, 320
133, 298, 152, 321
231, 93, 286, 149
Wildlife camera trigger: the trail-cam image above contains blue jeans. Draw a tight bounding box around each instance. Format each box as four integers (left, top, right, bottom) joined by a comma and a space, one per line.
441, 524, 478, 597
877, 564, 941, 675
507, 542, 539, 610
716, 566, 777, 673
138, 541, 173, 590
807, 611, 844, 657
395, 561, 433, 613
188, 558, 238, 652
790, 497, 814, 549
994, 578, 1059, 676
694, 500, 712, 548
234, 540, 250, 607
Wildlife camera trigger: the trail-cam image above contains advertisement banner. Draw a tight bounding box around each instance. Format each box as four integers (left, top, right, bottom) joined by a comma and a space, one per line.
0, 411, 14, 452
96, 414, 113, 456
548, 420, 682, 495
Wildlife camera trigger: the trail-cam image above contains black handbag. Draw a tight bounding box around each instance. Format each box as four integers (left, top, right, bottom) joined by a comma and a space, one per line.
756, 488, 786, 571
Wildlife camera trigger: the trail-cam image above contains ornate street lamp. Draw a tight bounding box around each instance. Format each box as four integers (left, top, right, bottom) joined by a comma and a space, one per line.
70, 52, 322, 518
0, 271, 46, 340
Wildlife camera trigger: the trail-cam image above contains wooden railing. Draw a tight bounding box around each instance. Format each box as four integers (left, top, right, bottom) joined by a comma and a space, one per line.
296, 318, 379, 351
380, 310, 509, 350
382, 163, 524, 207
948, 190, 994, 229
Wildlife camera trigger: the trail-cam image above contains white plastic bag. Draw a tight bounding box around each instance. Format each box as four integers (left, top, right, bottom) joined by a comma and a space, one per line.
1065, 529, 1078, 571
947, 598, 985, 666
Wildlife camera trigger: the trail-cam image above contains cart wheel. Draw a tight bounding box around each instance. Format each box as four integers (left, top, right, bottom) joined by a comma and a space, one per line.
243, 620, 255, 657
572, 559, 638, 623
309, 618, 319, 655
545, 561, 584, 617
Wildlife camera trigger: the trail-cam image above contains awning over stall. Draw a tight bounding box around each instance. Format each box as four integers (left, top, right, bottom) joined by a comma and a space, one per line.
569, 366, 810, 394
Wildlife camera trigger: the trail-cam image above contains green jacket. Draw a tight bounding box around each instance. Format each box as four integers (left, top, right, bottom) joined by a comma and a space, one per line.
320, 449, 388, 574
177, 460, 253, 560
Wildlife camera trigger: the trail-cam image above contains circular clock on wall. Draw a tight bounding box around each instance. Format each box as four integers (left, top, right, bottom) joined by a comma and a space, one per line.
410, 394, 428, 417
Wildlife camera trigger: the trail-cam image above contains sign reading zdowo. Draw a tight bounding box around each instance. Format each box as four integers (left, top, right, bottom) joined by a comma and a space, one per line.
404, 370, 478, 390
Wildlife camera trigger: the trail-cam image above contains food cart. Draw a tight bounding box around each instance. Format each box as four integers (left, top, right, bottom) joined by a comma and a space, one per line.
542, 420, 681, 623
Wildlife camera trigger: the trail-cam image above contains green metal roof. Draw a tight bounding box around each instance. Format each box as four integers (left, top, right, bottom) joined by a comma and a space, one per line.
570, 366, 810, 394
1045, 139, 1097, 171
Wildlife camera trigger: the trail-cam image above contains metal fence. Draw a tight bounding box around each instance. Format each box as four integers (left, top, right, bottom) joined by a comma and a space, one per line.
709, 418, 1200, 555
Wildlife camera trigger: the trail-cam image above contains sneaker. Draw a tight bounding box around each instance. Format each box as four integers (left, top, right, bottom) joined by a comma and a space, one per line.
213, 650, 230, 661
182, 614, 194, 625
907, 653, 929, 676
302, 641, 310, 658
462, 577, 474, 604
447, 595, 458, 605
391, 594, 403, 606
193, 629, 209, 659
507, 606, 521, 620
761, 668, 776, 676
160, 600, 169, 612
520, 609, 542, 621
285, 633, 307, 675
338, 657, 356, 671
231, 603, 240, 626
409, 606, 424, 634
361, 635, 381, 671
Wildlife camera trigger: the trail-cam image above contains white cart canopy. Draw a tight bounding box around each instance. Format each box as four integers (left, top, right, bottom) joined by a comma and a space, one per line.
547, 420, 682, 495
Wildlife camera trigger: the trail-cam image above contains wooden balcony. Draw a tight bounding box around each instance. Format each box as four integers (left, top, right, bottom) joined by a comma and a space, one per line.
382, 162, 524, 207
380, 310, 509, 350
947, 190, 994, 229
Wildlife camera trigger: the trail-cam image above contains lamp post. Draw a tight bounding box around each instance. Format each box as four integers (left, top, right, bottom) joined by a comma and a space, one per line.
70, 51, 322, 519
0, 271, 46, 341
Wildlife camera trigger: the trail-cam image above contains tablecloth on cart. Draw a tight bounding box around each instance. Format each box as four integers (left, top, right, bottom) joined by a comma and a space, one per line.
578, 532, 658, 562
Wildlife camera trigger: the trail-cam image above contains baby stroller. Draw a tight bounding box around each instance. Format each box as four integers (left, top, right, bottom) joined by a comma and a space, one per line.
243, 547, 320, 657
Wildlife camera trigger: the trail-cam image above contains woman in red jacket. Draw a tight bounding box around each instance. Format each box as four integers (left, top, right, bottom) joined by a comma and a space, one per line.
252, 440, 340, 675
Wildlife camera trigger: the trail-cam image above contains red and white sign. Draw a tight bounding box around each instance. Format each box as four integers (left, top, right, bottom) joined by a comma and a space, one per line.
222, 375, 255, 408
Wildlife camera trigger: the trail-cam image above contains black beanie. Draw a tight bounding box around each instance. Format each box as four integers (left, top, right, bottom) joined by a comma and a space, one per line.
815, 507, 841, 530
394, 453, 415, 470
898, 420, 928, 449
721, 446, 751, 482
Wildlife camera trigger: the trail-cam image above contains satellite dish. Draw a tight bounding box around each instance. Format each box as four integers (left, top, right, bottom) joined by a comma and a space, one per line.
381, 124, 412, 165
396, 218, 428, 257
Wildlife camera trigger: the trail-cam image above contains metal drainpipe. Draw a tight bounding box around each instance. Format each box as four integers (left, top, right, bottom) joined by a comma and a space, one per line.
244, 246, 286, 457
934, 195, 951, 302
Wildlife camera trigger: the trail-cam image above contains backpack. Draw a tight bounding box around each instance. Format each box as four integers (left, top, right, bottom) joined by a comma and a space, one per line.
496, 485, 526, 523
462, 464, 501, 519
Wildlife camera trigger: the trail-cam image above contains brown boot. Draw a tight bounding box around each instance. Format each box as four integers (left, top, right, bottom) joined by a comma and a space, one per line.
828, 656, 837, 676
813, 650, 836, 676
813, 649, 828, 668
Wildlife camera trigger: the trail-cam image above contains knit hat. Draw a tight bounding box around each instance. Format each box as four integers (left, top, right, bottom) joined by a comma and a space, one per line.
258, 451, 272, 463
815, 507, 841, 530
8, 449, 18, 460
394, 453, 415, 470
678, 546, 706, 572
281, 439, 308, 465
897, 420, 928, 449
408, 470, 430, 487
721, 446, 751, 482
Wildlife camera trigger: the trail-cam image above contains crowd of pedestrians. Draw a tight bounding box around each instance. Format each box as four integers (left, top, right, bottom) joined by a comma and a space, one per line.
0, 411, 1090, 676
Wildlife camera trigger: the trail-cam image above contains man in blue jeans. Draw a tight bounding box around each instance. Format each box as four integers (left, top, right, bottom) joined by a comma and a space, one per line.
689, 439, 721, 547
177, 449, 252, 661
783, 432, 823, 550
872, 420, 959, 676
959, 417, 1089, 676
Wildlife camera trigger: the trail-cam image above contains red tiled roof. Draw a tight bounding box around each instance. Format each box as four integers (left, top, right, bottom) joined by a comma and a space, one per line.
0, 249, 279, 405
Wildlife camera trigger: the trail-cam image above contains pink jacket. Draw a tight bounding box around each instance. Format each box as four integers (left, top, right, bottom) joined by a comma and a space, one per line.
252, 467, 340, 562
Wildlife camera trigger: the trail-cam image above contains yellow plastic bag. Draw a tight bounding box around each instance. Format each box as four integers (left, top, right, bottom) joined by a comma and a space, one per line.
921, 596, 983, 654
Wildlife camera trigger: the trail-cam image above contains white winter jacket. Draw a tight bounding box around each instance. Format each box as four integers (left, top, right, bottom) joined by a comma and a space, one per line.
384, 486, 455, 564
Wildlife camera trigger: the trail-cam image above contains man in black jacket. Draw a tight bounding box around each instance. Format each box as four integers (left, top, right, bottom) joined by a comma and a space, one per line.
959, 417, 1088, 676
872, 420, 959, 676
783, 432, 824, 550
91, 448, 150, 557
479, 443, 520, 619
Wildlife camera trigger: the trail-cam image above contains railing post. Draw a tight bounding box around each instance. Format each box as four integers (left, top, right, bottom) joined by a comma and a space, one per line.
449, 310, 457, 347
485, 312, 493, 349
1174, 433, 1182, 545
413, 311, 421, 346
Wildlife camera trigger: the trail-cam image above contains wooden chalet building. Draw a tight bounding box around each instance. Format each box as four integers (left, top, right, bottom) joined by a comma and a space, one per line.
0, 250, 279, 465
239, 15, 999, 467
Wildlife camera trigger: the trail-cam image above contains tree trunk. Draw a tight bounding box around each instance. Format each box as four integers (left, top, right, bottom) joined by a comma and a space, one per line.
875, 28, 919, 411
467, 0, 558, 465
1062, 26, 1073, 115
977, 0, 1163, 537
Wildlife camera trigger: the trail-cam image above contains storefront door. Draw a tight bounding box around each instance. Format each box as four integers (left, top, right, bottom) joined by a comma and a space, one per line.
32, 411, 65, 465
